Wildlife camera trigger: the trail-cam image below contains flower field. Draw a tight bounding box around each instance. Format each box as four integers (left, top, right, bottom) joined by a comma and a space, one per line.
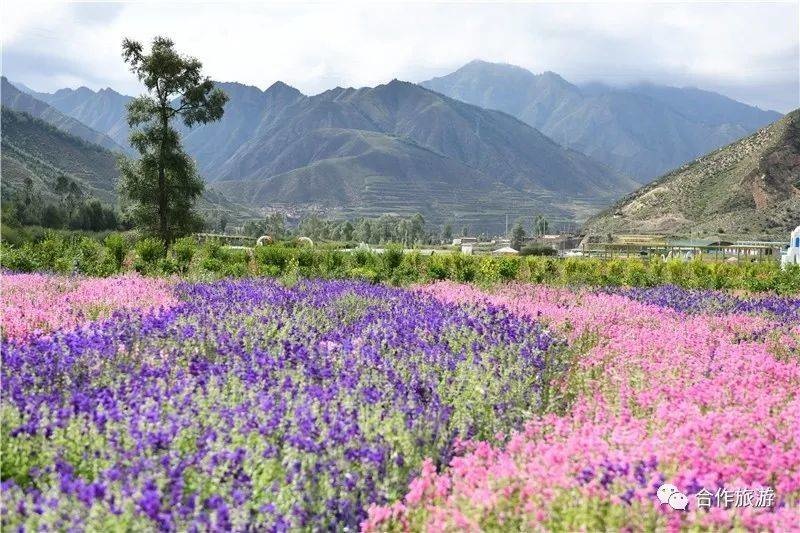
2, 273, 799, 531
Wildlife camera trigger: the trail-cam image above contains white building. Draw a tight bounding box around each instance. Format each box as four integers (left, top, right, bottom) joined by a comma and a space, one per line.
781, 225, 800, 268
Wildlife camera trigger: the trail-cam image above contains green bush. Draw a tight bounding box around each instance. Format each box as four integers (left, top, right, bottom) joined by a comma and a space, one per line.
520, 244, 557, 257
380, 244, 404, 276
319, 249, 347, 279
348, 267, 380, 283
497, 257, 520, 281
221, 261, 249, 278
75, 237, 104, 276
452, 253, 477, 283
172, 237, 197, 273
254, 245, 294, 273
0, 243, 38, 272
200, 256, 225, 274
296, 247, 318, 277
135, 237, 165, 274
2, 231, 798, 295
601, 259, 626, 286
476, 256, 500, 285
352, 248, 378, 269
526, 257, 559, 284
623, 260, 650, 287
103, 233, 128, 272
561, 258, 601, 286
426, 254, 451, 281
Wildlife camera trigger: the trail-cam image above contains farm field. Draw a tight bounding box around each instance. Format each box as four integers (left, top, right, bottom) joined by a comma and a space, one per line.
2, 273, 799, 531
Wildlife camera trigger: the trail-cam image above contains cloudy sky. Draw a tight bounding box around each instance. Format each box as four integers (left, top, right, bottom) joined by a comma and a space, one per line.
3, 1, 798, 112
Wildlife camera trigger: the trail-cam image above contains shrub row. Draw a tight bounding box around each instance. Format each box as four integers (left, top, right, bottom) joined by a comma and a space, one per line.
2, 236, 798, 294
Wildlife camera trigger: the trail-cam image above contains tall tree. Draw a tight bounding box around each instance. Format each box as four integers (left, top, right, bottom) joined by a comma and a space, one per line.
119, 36, 228, 246
355, 219, 372, 244
264, 213, 286, 239
442, 224, 453, 243
533, 214, 549, 237
410, 213, 425, 244
511, 222, 526, 250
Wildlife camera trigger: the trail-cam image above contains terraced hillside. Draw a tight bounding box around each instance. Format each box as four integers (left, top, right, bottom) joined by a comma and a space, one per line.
584, 110, 800, 238
210, 80, 636, 232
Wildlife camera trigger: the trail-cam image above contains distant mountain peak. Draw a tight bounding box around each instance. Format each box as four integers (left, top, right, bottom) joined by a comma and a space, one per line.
53, 86, 94, 97
379, 79, 416, 92
265, 80, 303, 96
462, 59, 529, 72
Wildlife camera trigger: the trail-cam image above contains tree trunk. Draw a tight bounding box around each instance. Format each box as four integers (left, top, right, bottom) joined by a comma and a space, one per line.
158, 111, 170, 248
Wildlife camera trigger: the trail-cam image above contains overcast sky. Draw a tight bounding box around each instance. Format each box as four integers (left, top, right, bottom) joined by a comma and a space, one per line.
3, 1, 798, 112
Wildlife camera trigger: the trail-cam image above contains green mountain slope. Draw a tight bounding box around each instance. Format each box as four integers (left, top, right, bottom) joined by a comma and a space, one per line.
1, 107, 120, 204
1, 107, 255, 222
33, 85, 134, 149
214, 128, 585, 228
583, 110, 800, 237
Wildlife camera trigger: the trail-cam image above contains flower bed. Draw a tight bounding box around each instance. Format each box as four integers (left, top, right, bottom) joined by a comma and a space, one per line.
1, 278, 562, 530
364, 283, 800, 531
1, 273, 177, 341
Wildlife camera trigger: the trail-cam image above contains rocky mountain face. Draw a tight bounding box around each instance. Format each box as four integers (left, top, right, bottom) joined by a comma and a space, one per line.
583, 110, 800, 238
421, 61, 782, 182
13, 79, 636, 232
2, 78, 127, 153
30, 85, 134, 147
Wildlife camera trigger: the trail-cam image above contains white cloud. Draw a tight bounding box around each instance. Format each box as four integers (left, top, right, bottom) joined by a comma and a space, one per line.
2, 0, 798, 111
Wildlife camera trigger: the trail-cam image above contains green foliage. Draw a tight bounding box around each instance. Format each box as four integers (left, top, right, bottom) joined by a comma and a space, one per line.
352, 248, 378, 269
2, 233, 798, 294
426, 254, 451, 281
171, 237, 197, 274
0, 243, 38, 272
511, 222, 526, 251
520, 244, 558, 257
497, 257, 520, 281
380, 244, 405, 277
451, 253, 477, 282
134, 237, 166, 274
103, 233, 128, 271
348, 267, 380, 283
319, 249, 347, 279
254, 245, 295, 273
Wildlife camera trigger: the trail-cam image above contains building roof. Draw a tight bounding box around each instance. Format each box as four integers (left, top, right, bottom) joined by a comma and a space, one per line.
492, 246, 519, 254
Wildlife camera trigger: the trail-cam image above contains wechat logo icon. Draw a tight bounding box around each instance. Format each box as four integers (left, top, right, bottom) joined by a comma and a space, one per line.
657, 483, 689, 511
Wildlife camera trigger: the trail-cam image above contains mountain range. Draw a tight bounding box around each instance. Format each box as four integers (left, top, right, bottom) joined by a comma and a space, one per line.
8, 77, 637, 232
421, 61, 782, 181
584, 110, 800, 238
4, 62, 793, 235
